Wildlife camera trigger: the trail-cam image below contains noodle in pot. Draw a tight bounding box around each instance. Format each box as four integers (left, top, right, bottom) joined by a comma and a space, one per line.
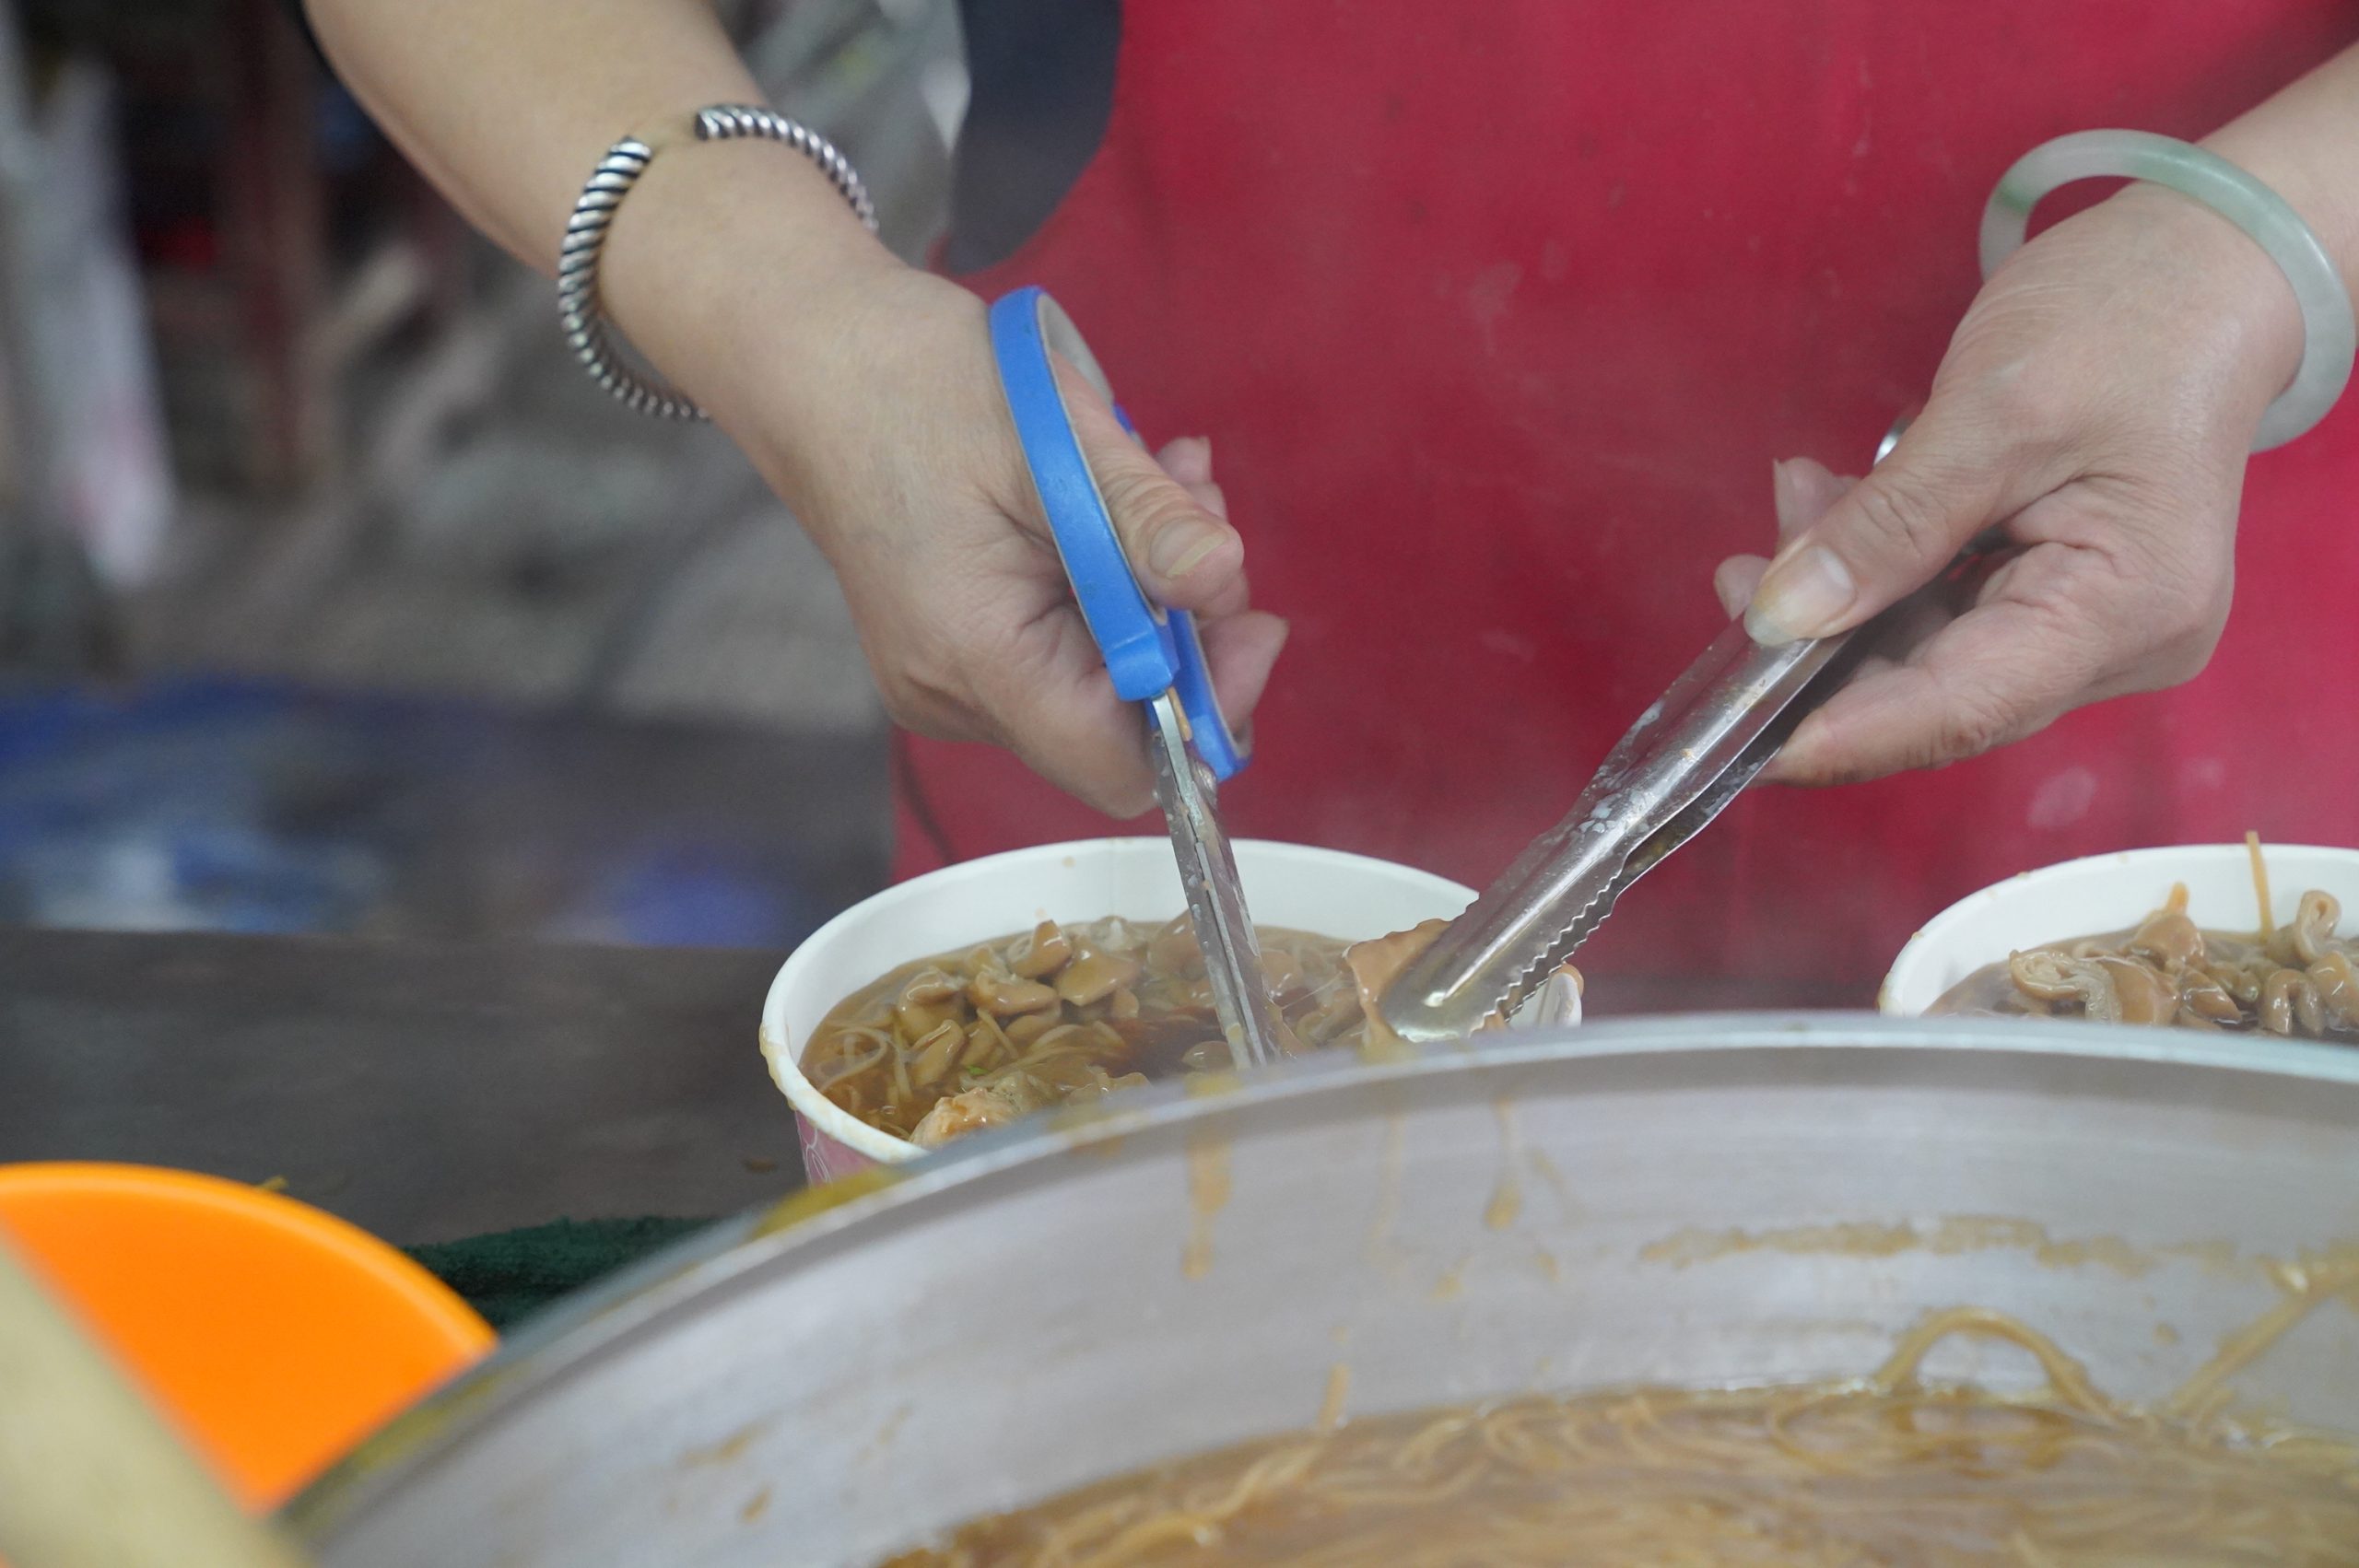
879, 1307, 2359, 1567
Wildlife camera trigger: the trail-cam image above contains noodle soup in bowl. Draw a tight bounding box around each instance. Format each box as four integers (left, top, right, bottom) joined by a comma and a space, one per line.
1881, 841, 2359, 1024
760, 838, 1473, 1181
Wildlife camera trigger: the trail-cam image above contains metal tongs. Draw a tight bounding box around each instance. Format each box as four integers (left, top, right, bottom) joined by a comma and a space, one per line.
990, 288, 1285, 1069
1383, 418, 1946, 1043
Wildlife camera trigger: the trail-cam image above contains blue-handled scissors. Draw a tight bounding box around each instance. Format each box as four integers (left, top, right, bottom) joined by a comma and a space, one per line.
988, 287, 1284, 1069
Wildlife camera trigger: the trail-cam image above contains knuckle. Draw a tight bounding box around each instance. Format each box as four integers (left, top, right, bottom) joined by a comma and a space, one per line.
1097, 463, 1206, 544
1941, 704, 2010, 761
2150, 571, 2225, 649
873, 666, 953, 735
2065, 526, 2230, 681
1932, 685, 2020, 764
2144, 638, 2214, 689
873, 638, 998, 744
2138, 584, 2228, 687
1845, 470, 1954, 566
873, 675, 938, 735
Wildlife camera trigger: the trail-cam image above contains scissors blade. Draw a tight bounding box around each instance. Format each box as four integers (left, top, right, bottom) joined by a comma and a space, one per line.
1145, 691, 1285, 1070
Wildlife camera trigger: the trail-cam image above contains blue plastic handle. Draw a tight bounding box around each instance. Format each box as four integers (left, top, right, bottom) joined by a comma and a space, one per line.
988, 287, 1248, 780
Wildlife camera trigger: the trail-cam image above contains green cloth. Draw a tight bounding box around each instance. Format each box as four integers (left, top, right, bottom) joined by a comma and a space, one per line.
406, 1217, 713, 1331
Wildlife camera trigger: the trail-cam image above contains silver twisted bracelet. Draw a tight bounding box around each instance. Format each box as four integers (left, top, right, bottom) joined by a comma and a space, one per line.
557, 104, 877, 420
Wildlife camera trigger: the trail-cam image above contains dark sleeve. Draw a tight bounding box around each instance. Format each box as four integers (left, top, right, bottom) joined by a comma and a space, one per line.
279, 0, 329, 65
944, 0, 1121, 274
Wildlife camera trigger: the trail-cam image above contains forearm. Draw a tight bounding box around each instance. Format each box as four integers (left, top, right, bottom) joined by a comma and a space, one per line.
2202, 42, 2359, 314
303, 0, 897, 416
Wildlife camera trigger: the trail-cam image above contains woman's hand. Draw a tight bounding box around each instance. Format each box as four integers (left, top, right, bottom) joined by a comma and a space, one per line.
712, 264, 1287, 818
305, 0, 1284, 820
1718, 184, 2307, 786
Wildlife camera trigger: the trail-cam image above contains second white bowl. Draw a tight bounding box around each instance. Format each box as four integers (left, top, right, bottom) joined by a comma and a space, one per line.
1879, 841, 2359, 1016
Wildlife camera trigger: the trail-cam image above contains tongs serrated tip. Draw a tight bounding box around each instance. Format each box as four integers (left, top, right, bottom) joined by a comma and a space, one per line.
1383, 633, 1860, 1040
1379, 414, 1926, 1045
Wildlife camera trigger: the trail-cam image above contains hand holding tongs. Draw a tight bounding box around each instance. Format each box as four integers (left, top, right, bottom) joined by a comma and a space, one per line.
989, 288, 1285, 1070
1381, 417, 1961, 1043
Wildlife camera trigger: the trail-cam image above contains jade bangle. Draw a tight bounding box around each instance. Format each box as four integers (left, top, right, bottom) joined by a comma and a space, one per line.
1981, 129, 2354, 451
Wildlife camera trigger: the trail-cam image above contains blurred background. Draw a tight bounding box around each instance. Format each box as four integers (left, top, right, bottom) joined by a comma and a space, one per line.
0, 0, 967, 947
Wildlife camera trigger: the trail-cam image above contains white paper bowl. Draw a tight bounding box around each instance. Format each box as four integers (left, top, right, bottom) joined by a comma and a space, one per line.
1880, 842, 2359, 1016
760, 838, 1474, 1181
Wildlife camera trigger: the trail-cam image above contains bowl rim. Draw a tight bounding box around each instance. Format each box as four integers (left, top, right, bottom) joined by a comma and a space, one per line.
0, 1160, 493, 1507
759, 837, 1475, 1164
1879, 840, 2359, 1015
0, 1161, 492, 1350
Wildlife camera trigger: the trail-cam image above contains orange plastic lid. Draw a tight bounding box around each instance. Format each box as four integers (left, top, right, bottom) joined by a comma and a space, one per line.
0, 1162, 495, 1510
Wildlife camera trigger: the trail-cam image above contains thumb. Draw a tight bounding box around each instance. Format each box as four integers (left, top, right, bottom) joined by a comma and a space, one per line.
1058, 368, 1247, 616
1744, 406, 2023, 647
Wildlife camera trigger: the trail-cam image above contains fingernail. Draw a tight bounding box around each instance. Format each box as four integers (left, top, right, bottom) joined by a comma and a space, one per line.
1771, 458, 1803, 534
1711, 558, 1750, 619
1151, 523, 1226, 580
1745, 544, 1855, 645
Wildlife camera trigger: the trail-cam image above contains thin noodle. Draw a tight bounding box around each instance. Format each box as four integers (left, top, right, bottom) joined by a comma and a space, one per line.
881, 1303, 2359, 1568
806, 922, 1411, 1148
811, 1030, 893, 1093
2249, 829, 2275, 941
2167, 1250, 2359, 1421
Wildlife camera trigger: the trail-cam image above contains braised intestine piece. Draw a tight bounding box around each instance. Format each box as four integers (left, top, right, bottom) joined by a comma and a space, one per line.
809, 915, 1390, 1147
2311, 947, 2359, 1029
1343, 921, 1582, 1057
1344, 920, 1449, 1061
812, 908, 1574, 1149
2004, 951, 2177, 1026
910, 1058, 1148, 1149
1931, 885, 2359, 1041
2283, 890, 2343, 967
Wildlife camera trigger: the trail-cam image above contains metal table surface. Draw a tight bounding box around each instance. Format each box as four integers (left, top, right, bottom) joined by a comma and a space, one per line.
0, 923, 1862, 1246
0, 926, 801, 1244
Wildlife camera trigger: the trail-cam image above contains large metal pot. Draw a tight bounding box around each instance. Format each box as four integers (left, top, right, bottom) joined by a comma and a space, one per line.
291, 1015, 2359, 1567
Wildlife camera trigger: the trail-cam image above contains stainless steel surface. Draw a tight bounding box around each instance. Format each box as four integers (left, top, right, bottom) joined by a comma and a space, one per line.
0, 928, 811, 1243
1382, 413, 1936, 1043
1875, 408, 1915, 463
1146, 690, 1282, 1069
297, 1016, 2359, 1568
1382, 619, 1859, 1041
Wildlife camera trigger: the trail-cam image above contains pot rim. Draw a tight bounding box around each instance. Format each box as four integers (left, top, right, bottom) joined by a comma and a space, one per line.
288, 1011, 2359, 1546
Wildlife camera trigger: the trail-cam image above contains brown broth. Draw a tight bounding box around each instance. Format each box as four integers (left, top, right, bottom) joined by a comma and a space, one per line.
803, 917, 1364, 1148
1930, 884, 2359, 1040
881, 1386, 2359, 1567
880, 1305, 2359, 1566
